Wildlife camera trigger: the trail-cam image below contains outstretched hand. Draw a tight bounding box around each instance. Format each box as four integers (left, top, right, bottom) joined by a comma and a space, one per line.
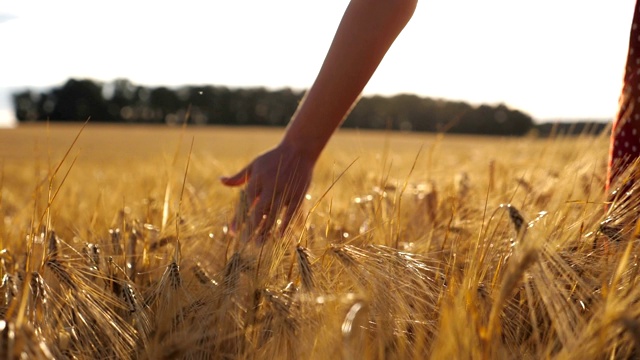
220, 0, 417, 241
220, 143, 315, 242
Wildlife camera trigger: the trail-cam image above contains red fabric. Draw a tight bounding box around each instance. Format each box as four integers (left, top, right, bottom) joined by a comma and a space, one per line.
608, 0, 640, 191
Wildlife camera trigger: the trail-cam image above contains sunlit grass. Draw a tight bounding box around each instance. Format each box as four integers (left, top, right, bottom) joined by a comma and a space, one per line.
1, 123, 638, 359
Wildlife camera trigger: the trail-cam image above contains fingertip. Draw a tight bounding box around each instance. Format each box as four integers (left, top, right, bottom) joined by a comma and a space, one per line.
280, 200, 302, 233
228, 219, 238, 235
279, 212, 293, 235
219, 176, 235, 186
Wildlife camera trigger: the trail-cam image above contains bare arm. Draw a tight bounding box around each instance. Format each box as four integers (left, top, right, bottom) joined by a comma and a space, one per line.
222, 0, 417, 241
283, 0, 418, 160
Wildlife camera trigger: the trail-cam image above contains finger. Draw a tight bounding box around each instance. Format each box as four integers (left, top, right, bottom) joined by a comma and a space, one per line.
220, 164, 251, 187
234, 183, 262, 234
249, 192, 272, 231
279, 191, 306, 234
230, 176, 261, 236
249, 191, 284, 240
244, 177, 261, 207
269, 196, 285, 231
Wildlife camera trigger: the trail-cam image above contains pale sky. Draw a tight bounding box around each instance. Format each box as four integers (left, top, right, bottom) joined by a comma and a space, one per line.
0, 0, 636, 127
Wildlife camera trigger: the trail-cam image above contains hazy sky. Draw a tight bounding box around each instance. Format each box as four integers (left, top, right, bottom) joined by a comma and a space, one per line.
0, 0, 636, 127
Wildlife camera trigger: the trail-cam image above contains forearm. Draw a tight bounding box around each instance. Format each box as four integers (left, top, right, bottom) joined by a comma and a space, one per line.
281, 0, 417, 160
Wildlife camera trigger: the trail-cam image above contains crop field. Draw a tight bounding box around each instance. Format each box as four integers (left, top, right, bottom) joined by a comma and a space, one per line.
0, 123, 638, 359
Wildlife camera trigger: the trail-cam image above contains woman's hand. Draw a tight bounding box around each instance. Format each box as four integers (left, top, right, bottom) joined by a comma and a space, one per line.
220, 143, 315, 242
220, 0, 416, 242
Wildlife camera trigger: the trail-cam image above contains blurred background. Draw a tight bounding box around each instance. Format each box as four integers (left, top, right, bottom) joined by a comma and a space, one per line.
0, 0, 635, 134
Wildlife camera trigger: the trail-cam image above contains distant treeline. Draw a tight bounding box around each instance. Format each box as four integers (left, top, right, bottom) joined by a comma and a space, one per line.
11, 78, 608, 136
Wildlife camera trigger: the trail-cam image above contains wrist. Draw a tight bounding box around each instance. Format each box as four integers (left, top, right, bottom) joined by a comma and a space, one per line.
279, 133, 324, 163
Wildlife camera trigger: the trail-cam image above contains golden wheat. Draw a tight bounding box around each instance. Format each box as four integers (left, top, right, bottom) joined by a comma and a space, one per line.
1, 124, 639, 359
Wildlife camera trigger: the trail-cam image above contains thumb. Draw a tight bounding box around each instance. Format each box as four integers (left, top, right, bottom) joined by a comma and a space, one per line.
220, 165, 251, 187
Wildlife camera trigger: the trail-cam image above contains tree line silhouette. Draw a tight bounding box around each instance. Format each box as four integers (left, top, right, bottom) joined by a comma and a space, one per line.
11, 78, 603, 136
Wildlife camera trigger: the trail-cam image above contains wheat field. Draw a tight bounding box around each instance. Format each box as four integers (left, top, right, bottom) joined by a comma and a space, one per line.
0, 123, 637, 359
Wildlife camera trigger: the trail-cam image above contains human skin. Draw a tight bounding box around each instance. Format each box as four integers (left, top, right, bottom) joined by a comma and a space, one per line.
221, 0, 418, 241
